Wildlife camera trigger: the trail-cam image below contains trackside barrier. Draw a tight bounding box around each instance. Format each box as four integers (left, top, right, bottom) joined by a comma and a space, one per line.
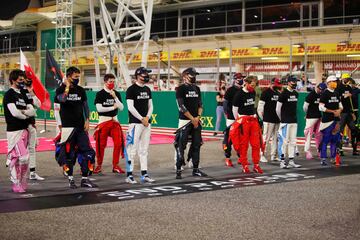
0, 90, 359, 137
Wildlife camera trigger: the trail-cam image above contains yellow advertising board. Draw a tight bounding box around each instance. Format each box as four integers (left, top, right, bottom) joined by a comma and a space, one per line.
0, 62, 20, 70
1, 43, 360, 69
69, 42, 360, 66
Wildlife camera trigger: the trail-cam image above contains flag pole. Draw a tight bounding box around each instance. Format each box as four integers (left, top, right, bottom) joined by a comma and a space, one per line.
40, 43, 48, 134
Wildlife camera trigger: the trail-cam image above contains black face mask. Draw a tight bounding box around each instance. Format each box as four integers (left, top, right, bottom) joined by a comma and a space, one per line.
72, 78, 79, 86
143, 75, 150, 83
290, 83, 297, 89
189, 75, 196, 84
17, 81, 25, 89
25, 80, 32, 86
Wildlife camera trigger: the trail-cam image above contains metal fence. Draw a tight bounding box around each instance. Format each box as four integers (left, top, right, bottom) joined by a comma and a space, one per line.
0, 28, 360, 92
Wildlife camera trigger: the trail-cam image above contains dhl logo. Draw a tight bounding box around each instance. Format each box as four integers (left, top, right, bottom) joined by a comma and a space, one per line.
0, 62, 19, 69
232, 49, 250, 56
172, 52, 191, 59
262, 47, 285, 55
336, 44, 360, 52
297, 46, 321, 53
125, 54, 141, 61
148, 53, 164, 61
200, 51, 218, 58
86, 58, 95, 64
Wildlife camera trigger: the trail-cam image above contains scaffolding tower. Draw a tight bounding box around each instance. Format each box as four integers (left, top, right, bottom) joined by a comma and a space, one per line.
56, 0, 73, 73
89, 0, 154, 87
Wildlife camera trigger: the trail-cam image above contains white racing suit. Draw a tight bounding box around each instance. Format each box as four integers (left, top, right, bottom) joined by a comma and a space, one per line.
278, 123, 298, 161
125, 123, 151, 174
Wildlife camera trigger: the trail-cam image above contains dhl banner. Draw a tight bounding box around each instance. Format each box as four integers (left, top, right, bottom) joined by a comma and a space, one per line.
69, 42, 360, 66
0, 62, 20, 70
1, 43, 360, 69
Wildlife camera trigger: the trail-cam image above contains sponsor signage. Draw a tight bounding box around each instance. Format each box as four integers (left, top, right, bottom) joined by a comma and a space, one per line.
244, 62, 301, 72
323, 61, 360, 71
2, 43, 360, 69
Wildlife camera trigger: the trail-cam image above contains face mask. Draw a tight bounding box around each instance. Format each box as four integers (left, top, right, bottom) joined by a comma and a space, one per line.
273, 86, 281, 91
234, 79, 243, 86
247, 85, 255, 93
25, 80, 32, 86
107, 82, 115, 90
72, 78, 79, 86
17, 81, 25, 89
290, 83, 297, 89
328, 82, 337, 89
142, 75, 150, 83
189, 75, 196, 84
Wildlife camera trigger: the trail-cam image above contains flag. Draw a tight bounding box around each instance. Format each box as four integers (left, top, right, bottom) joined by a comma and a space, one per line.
45, 49, 64, 89
20, 49, 51, 111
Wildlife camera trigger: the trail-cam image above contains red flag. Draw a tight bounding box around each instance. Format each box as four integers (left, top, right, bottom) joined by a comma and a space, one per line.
20, 50, 51, 111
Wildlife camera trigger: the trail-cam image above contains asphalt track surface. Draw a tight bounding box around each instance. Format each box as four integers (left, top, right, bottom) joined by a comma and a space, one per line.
0, 124, 359, 240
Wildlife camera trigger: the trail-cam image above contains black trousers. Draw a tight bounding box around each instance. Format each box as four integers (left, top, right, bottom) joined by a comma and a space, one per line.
223, 126, 233, 158
339, 112, 360, 151
174, 124, 202, 170
56, 128, 95, 177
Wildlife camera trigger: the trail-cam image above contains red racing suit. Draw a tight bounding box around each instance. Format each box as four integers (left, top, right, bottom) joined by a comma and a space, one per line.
93, 120, 125, 168
229, 115, 263, 166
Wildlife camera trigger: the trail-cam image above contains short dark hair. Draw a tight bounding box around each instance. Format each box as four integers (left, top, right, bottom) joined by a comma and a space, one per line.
66, 66, 80, 77
244, 75, 257, 84
104, 73, 115, 82
9, 69, 25, 84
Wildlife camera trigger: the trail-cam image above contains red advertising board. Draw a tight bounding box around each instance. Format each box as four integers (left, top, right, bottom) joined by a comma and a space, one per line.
323, 61, 360, 71
244, 62, 301, 72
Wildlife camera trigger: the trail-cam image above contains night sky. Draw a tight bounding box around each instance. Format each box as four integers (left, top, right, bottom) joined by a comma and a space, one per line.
0, 0, 30, 20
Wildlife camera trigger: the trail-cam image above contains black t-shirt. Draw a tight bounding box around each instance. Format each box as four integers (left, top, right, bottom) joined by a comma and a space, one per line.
3, 88, 28, 131
278, 88, 298, 123
260, 88, 280, 123
55, 84, 87, 128
176, 83, 202, 120
337, 83, 353, 113
216, 92, 224, 107
95, 89, 122, 117
352, 88, 360, 111
233, 88, 256, 116
126, 84, 152, 124
305, 90, 321, 119
224, 86, 240, 120
320, 89, 340, 123
21, 89, 36, 125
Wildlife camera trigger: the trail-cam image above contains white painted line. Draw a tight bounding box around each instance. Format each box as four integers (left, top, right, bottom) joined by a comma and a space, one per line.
172, 190, 187, 194
147, 193, 163, 196
118, 196, 135, 200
